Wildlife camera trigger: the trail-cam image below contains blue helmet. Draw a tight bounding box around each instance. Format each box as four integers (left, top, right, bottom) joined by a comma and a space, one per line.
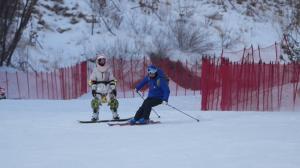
147, 65, 157, 74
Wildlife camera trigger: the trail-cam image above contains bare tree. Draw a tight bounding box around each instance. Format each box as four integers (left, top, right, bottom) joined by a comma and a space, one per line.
90, 0, 122, 36
0, 0, 38, 66
169, 21, 214, 54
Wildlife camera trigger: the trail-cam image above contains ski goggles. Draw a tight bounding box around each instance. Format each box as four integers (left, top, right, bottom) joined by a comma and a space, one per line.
147, 67, 157, 74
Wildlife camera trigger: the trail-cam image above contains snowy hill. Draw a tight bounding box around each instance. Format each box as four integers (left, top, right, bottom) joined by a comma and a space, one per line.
11, 0, 297, 71
1, 95, 300, 168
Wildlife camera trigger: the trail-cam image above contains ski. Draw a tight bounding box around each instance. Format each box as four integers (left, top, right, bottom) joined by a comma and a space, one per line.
78, 118, 131, 124
107, 120, 161, 126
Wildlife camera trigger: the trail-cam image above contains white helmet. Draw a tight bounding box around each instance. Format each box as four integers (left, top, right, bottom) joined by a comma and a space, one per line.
96, 54, 106, 66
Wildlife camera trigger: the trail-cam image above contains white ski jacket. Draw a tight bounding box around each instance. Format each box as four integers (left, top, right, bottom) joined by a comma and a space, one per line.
90, 62, 116, 94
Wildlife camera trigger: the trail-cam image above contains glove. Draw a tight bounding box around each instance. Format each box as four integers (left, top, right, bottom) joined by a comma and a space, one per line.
88, 80, 96, 86
92, 90, 97, 97
88, 80, 92, 86
134, 88, 139, 93
162, 101, 168, 105
109, 80, 117, 90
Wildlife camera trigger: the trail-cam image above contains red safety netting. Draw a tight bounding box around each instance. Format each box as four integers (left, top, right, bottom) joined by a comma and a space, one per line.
1, 57, 201, 100
221, 42, 287, 63
201, 57, 300, 111
87, 56, 202, 98
0, 62, 87, 99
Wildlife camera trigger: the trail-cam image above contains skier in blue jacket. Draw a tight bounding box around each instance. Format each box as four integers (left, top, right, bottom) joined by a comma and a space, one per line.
129, 65, 170, 124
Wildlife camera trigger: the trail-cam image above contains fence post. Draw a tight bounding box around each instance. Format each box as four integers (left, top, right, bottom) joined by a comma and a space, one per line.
293, 63, 300, 108
251, 44, 254, 62
41, 72, 44, 99
47, 72, 50, 99
82, 61, 88, 95
5, 72, 9, 98
221, 48, 224, 57
75, 63, 82, 97
121, 58, 125, 98
241, 48, 246, 63
35, 72, 38, 99
201, 57, 208, 110
16, 72, 21, 99
175, 61, 178, 96
72, 66, 75, 99
68, 67, 70, 99
185, 60, 187, 96
258, 45, 262, 61
130, 57, 134, 97
66, 67, 69, 99
275, 42, 278, 63
61, 68, 65, 99
193, 61, 196, 96
26, 71, 30, 98
51, 71, 55, 99
279, 64, 286, 109
54, 70, 58, 99
70, 67, 72, 99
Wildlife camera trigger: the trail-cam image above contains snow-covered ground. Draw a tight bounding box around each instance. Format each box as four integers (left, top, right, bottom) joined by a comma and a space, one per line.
9, 0, 289, 71
1, 95, 300, 168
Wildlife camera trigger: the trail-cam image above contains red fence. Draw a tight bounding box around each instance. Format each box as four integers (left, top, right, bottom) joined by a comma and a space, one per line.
0, 57, 201, 99
0, 62, 87, 99
201, 57, 300, 111
221, 42, 286, 63
87, 56, 201, 98
2, 41, 300, 112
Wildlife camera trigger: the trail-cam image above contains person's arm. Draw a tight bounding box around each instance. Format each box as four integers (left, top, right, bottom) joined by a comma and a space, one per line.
89, 69, 97, 82
108, 68, 116, 81
89, 69, 97, 97
135, 77, 148, 91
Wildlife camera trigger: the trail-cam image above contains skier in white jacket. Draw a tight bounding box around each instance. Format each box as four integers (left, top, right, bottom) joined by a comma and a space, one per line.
89, 54, 120, 121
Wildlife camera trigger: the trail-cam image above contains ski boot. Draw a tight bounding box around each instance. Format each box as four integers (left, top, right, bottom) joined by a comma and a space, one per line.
91, 114, 99, 122
91, 108, 99, 122
137, 118, 150, 124
129, 118, 137, 125
112, 112, 120, 120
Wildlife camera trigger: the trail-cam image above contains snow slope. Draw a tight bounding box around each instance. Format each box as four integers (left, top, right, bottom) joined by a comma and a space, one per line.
1, 95, 300, 168
10, 0, 288, 71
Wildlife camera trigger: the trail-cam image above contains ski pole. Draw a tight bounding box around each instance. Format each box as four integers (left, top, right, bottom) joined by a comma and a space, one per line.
166, 103, 200, 122
136, 91, 161, 118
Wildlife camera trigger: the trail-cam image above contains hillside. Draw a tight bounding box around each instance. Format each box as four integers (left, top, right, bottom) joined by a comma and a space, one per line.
9, 0, 300, 70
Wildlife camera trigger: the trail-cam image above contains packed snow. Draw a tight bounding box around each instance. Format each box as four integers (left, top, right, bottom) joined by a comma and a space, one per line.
1, 95, 300, 168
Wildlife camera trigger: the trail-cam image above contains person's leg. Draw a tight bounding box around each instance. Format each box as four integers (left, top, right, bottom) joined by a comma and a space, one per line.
91, 96, 101, 121
108, 90, 119, 120
131, 98, 162, 124
141, 98, 162, 120
134, 98, 150, 120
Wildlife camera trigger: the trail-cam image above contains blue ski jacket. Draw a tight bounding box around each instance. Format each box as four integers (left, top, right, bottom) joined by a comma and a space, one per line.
135, 67, 170, 102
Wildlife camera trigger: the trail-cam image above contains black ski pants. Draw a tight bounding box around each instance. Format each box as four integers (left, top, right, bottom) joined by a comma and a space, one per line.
134, 97, 162, 120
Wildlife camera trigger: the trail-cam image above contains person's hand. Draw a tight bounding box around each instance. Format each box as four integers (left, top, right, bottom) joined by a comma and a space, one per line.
134, 88, 139, 93
162, 101, 168, 105
92, 90, 97, 97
